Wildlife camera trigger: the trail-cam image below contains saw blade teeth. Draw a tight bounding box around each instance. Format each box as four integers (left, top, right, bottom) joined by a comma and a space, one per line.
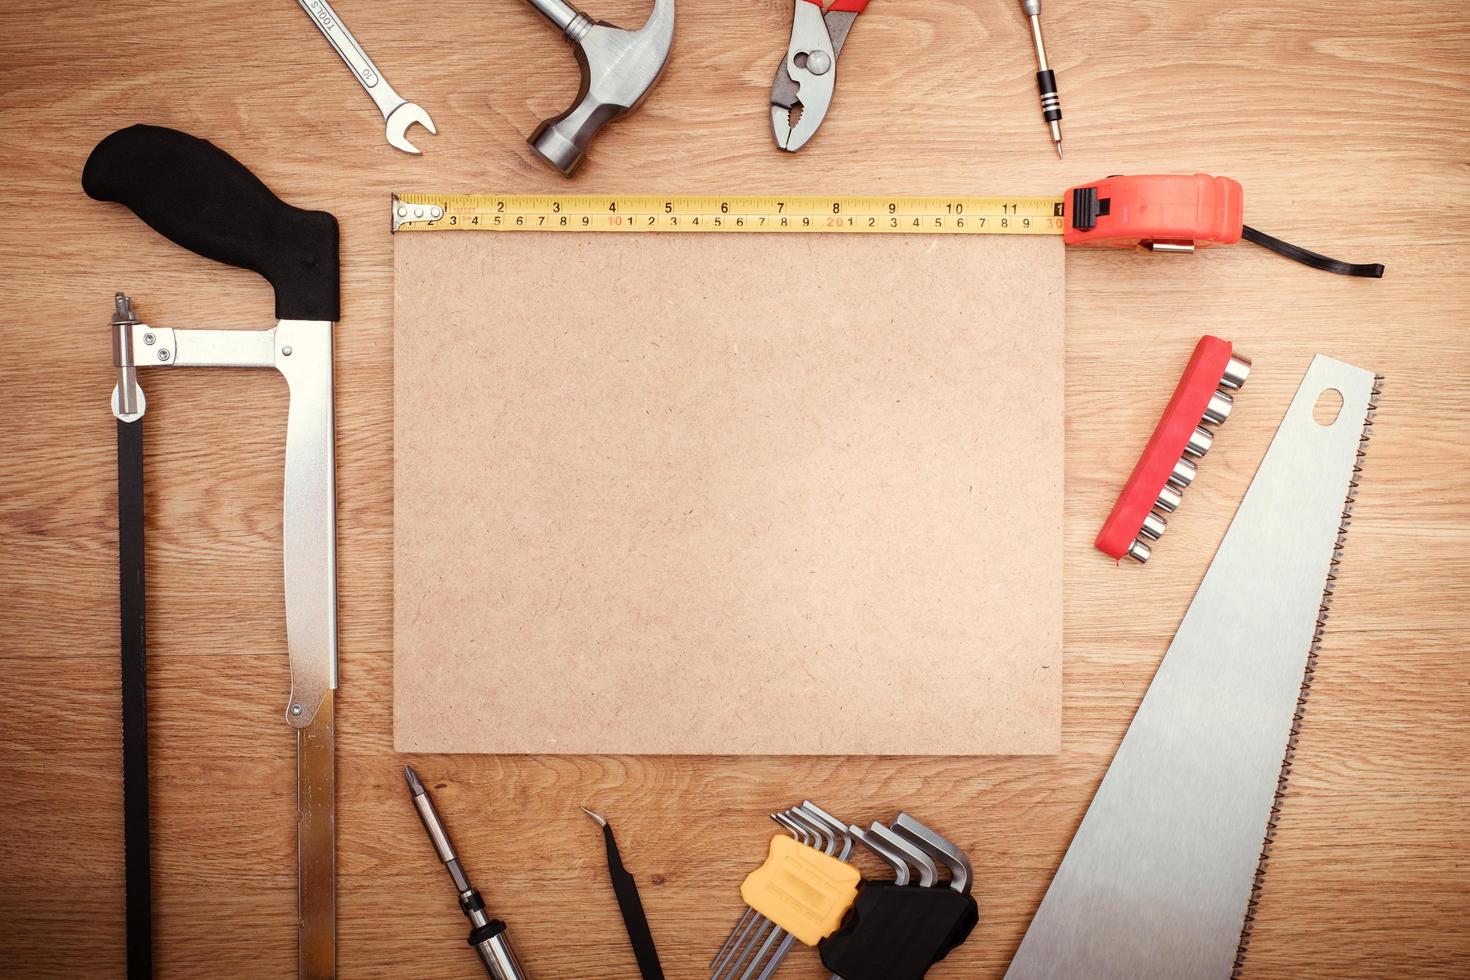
1233, 374, 1384, 975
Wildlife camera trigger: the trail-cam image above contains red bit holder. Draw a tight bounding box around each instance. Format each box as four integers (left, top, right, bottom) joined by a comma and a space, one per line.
1096, 336, 1252, 563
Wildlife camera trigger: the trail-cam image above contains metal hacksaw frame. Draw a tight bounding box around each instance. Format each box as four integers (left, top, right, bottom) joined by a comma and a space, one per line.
111, 294, 339, 978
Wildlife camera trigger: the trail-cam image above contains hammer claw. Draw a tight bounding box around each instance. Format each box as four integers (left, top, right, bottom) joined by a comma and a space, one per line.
384, 102, 437, 156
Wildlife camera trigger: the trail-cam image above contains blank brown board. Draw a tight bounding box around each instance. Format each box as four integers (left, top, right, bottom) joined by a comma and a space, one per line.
393, 231, 1064, 755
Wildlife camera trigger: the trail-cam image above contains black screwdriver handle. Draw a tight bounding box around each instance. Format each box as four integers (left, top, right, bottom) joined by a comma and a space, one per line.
82, 125, 340, 322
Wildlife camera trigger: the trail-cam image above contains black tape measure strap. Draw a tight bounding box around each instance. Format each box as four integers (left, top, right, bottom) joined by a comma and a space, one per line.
1242, 224, 1385, 278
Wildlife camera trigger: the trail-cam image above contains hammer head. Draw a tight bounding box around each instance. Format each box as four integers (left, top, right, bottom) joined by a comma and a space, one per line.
530, 0, 675, 177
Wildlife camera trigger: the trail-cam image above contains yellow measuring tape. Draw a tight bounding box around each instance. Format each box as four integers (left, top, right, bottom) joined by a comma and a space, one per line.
391, 193, 1066, 236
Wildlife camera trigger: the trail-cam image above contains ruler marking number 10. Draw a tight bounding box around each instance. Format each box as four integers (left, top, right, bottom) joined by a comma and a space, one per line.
391, 194, 1068, 236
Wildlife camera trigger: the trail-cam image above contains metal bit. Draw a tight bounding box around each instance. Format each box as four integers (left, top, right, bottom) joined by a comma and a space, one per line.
1126, 538, 1152, 564
1221, 354, 1253, 390
1204, 390, 1234, 425
1156, 484, 1183, 513
405, 767, 527, 979
1139, 511, 1167, 541
1169, 456, 1198, 489
1185, 425, 1214, 458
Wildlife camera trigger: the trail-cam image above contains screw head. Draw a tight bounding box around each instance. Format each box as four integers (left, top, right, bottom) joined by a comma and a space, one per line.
290, 703, 303, 716
281, 346, 293, 357
143, 333, 156, 345
156, 349, 170, 362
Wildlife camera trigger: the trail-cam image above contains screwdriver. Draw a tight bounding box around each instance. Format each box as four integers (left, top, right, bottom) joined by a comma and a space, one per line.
1021, 0, 1064, 158
404, 766, 529, 980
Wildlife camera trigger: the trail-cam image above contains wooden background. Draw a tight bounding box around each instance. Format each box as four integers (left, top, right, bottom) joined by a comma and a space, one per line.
1, 1, 1466, 976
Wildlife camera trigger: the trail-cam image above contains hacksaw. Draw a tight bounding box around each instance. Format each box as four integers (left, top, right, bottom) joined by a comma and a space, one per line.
86, 125, 340, 979
1006, 354, 1382, 979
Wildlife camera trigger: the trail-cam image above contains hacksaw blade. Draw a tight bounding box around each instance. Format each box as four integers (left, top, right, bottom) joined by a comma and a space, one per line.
1006, 354, 1382, 980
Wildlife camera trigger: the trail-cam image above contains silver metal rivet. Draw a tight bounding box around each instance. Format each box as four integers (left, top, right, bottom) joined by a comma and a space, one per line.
291, 704, 303, 716
414, 207, 425, 218
808, 50, 832, 74
156, 349, 170, 362
397, 206, 408, 217
281, 346, 293, 356
143, 333, 156, 345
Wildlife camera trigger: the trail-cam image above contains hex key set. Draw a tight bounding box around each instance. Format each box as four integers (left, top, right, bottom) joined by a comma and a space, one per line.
712, 803, 977, 980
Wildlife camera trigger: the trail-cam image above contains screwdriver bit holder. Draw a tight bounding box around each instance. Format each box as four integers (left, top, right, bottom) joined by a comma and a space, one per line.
711, 803, 976, 980
1095, 335, 1251, 563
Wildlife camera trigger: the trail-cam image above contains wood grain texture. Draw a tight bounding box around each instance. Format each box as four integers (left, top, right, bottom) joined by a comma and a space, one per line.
0, 1, 1466, 977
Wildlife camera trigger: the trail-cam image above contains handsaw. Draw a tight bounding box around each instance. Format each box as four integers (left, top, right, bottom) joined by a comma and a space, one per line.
1006, 354, 1382, 979
84, 125, 341, 979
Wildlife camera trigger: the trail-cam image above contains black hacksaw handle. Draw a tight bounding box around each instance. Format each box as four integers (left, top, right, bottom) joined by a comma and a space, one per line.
82, 125, 340, 321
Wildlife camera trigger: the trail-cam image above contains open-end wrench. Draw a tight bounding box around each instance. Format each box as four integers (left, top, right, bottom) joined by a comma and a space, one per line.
296, 0, 436, 154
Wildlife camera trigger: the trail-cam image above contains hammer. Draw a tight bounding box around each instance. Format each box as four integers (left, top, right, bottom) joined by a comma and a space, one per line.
523, 0, 675, 176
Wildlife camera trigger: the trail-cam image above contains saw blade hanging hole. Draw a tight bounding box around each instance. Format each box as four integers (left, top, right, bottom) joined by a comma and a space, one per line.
1313, 388, 1344, 426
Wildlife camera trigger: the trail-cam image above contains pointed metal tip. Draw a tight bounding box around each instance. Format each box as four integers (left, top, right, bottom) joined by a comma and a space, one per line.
404, 765, 425, 796
581, 806, 607, 828
1055, 141, 1064, 159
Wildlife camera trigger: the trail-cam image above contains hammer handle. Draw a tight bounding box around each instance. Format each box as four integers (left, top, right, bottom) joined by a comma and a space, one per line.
82, 125, 340, 322
527, 0, 580, 33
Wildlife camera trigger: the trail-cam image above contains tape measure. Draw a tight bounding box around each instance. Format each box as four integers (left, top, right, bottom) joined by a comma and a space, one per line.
388, 177, 1384, 277
391, 193, 1066, 235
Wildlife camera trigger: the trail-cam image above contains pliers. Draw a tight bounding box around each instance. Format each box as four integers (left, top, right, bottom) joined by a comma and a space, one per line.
770, 0, 870, 151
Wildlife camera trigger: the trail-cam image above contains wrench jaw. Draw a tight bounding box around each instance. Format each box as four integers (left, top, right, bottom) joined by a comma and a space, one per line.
384, 102, 437, 155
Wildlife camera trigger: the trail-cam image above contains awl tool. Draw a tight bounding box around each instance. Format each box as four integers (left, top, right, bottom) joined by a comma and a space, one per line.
771, 0, 869, 151
406, 767, 529, 980
86, 124, 341, 979
1007, 356, 1382, 978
